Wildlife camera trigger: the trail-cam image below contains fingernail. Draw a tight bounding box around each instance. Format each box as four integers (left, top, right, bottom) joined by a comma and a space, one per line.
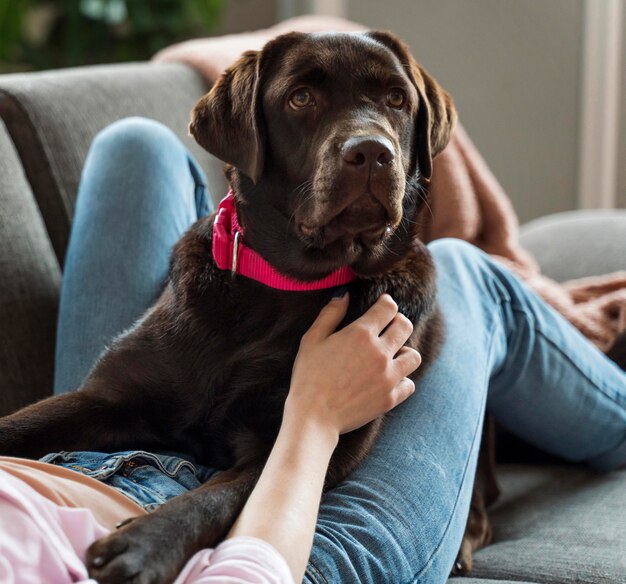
331, 286, 347, 299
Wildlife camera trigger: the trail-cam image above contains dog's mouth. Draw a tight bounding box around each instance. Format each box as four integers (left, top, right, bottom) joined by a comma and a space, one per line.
289, 196, 401, 278
296, 193, 395, 252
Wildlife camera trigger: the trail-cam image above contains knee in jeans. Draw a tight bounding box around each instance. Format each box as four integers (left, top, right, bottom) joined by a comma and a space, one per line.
428, 238, 484, 269
428, 238, 493, 289
92, 117, 183, 164
429, 238, 513, 305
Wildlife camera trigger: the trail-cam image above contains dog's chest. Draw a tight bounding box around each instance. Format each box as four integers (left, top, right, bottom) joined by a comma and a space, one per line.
180, 245, 436, 465
184, 285, 325, 463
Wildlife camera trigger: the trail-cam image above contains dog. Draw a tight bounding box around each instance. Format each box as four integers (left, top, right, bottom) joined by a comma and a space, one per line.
0, 30, 495, 582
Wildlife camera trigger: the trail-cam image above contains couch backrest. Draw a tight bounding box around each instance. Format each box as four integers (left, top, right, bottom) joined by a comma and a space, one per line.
0, 62, 226, 266
0, 119, 61, 416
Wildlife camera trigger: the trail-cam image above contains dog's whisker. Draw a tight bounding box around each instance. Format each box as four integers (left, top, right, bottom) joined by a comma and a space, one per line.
381, 239, 399, 257
288, 183, 317, 228
294, 180, 312, 198
294, 178, 314, 196
415, 184, 434, 221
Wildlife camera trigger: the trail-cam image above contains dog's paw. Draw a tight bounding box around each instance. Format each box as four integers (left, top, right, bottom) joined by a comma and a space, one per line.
450, 558, 471, 577
86, 514, 187, 584
450, 540, 473, 577
607, 329, 626, 371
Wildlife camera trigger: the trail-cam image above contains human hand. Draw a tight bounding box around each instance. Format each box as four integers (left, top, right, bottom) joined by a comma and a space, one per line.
285, 292, 422, 438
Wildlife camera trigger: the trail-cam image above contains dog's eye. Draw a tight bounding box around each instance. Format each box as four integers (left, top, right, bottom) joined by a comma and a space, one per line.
289, 89, 315, 109
387, 88, 406, 109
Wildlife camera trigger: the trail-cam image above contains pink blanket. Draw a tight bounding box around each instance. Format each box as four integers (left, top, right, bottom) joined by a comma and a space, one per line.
155, 16, 626, 352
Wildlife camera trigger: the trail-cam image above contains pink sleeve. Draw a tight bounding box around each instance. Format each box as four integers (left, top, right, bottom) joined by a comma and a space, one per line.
0, 468, 107, 583
174, 536, 294, 584
0, 468, 293, 584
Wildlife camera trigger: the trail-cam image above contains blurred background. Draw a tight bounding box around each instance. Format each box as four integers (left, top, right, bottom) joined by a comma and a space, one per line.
0, 0, 623, 223
0, 0, 225, 70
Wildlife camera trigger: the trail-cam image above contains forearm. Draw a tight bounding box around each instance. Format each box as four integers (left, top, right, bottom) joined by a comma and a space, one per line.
228, 414, 338, 583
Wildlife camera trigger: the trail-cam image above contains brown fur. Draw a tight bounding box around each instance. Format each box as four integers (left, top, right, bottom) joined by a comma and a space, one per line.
0, 31, 496, 583
607, 329, 626, 371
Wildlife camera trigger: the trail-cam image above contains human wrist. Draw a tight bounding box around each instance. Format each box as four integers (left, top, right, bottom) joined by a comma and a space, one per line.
282, 396, 340, 452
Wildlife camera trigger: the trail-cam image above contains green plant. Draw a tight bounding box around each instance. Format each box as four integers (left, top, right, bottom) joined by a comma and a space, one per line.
0, 0, 224, 71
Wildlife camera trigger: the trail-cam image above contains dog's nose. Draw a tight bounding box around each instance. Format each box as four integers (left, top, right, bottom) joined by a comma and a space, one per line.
341, 136, 394, 168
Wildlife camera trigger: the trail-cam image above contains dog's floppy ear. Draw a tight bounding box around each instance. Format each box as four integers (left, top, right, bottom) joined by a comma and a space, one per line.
189, 50, 264, 183
366, 30, 457, 180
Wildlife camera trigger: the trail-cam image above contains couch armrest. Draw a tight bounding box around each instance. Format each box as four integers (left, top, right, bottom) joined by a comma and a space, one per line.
519, 209, 626, 282
0, 119, 60, 414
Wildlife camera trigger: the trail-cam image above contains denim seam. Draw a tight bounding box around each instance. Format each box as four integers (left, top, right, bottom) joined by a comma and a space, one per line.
194, 180, 208, 219
187, 154, 211, 217
126, 453, 197, 478
483, 297, 512, 383
305, 558, 329, 584
405, 307, 499, 584
51, 451, 198, 479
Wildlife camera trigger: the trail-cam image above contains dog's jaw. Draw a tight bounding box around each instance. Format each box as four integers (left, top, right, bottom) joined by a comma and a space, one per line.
231, 170, 424, 281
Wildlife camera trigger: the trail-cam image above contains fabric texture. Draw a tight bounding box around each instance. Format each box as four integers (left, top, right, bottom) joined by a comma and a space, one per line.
0, 120, 61, 418
0, 457, 144, 531
0, 468, 293, 584
154, 15, 626, 352
0, 63, 222, 265
469, 465, 626, 584
39, 450, 219, 513
520, 210, 626, 282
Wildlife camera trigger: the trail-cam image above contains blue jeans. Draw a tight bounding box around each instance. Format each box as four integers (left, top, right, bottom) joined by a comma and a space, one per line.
50, 117, 626, 583
39, 450, 218, 512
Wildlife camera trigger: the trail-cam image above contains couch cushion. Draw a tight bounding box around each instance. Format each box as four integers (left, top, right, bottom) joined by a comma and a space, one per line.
520, 210, 626, 282
0, 62, 227, 265
470, 464, 626, 583
0, 119, 61, 415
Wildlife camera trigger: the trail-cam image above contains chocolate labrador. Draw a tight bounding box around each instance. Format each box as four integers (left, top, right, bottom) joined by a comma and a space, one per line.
0, 30, 495, 582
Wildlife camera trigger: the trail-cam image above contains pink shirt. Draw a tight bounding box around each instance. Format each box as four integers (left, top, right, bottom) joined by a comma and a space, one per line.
0, 468, 294, 584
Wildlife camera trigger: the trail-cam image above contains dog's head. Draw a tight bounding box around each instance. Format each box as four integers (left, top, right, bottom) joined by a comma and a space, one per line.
190, 31, 456, 279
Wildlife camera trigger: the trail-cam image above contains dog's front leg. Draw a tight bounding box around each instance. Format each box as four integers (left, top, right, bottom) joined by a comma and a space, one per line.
86, 465, 262, 584
0, 299, 195, 459
0, 384, 142, 459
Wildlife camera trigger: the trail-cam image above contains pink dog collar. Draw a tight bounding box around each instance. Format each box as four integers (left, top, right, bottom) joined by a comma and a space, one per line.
212, 192, 356, 291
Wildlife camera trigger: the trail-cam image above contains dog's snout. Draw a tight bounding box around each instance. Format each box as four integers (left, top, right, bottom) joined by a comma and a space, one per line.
341, 136, 394, 168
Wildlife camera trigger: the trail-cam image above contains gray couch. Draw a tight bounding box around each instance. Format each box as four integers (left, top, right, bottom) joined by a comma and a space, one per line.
1, 62, 625, 584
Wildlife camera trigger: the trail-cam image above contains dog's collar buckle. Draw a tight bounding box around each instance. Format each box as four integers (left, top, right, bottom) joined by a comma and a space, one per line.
212, 192, 357, 291
231, 230, 241, 274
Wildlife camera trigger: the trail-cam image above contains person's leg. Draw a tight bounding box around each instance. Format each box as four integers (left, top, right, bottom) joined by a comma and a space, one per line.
305, 239, 626, 584
54, 117, 212, 395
